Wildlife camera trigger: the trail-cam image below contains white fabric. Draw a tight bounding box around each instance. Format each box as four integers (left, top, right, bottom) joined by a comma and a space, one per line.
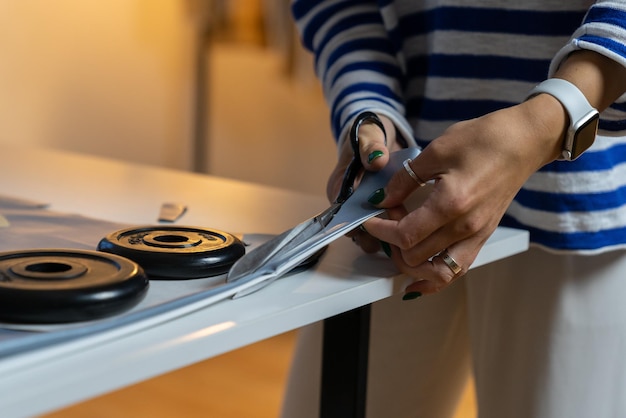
281, 247, 626, 418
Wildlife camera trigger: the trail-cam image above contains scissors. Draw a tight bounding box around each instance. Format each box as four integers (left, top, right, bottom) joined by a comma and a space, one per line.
226, 112, 421, 298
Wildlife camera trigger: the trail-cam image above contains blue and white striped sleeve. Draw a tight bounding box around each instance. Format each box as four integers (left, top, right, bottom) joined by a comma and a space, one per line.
291, 0, 416, 148
549, 1, 626, 135
551, 1, 626, 74
550, 0, 626, 75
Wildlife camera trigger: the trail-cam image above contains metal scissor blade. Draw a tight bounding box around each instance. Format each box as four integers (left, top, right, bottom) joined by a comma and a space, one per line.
226, 203, 340, 284
227, 147, 421, 298
226, 217, 316, 282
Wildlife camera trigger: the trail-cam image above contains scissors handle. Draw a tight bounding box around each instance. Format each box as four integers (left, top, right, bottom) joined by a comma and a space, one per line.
335, 111, 387, 204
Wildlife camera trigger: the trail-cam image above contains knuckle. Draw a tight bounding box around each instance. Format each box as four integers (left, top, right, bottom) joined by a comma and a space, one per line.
444, 191, 472, 217
456, 216, 482, 236
397, 230, 415, 249
435, 191, 485, 236
401, 254, 420, 269
441, 271, 456, 284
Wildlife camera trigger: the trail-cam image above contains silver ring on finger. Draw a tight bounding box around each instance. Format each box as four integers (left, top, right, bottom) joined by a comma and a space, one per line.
403, 159, 426, 186
440, 249, 462, 275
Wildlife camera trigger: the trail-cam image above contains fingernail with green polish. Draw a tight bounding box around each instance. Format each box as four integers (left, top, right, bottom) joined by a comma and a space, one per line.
380, 241, 391, 257
367, 188, 385, 205
368, 150, 384, 164
402, 291, 422, 301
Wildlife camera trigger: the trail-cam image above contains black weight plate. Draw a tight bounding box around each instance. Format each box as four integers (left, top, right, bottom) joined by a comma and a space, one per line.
97, 225, 246, 279
0, 249, 149, 324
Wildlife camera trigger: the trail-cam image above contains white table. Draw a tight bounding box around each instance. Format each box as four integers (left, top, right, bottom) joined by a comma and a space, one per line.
0, 144, 528, 417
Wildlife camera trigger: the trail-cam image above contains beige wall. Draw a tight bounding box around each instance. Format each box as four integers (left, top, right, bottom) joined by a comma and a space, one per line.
0, 0, 200, 170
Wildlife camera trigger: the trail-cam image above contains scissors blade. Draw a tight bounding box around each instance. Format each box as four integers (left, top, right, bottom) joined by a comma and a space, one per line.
226, 212, 326, 282
227, 148, 421, 298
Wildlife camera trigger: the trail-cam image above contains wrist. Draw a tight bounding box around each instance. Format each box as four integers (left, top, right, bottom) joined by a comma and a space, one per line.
519, 93, 568, 164
526, 78, 600, 161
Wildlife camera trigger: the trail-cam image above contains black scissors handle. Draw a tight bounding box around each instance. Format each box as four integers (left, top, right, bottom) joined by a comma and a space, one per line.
335, 111, 387, 204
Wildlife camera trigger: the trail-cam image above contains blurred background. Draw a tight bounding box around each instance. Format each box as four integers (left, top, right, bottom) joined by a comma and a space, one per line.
0, 0, 335, 197
0, 1, 475, 416
0, 1, 334, 417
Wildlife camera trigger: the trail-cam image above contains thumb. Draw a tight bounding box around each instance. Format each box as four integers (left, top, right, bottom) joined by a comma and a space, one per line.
367, 153, 428, 208
352, 114, 397, 171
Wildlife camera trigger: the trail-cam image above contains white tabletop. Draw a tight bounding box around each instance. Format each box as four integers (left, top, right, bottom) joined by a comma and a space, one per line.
0, 144, 529, 417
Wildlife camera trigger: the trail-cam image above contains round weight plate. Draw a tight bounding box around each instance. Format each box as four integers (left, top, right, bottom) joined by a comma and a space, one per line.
97, 225, 246, 279
0, 249, 149, 324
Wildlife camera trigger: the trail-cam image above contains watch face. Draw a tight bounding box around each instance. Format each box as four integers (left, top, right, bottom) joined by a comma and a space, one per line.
571, 111, 599, 160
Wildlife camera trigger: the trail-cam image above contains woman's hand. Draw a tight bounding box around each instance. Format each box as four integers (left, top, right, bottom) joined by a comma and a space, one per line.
361, 51, 626, 296
326, 113, 403, 253
364, 97, 565, 295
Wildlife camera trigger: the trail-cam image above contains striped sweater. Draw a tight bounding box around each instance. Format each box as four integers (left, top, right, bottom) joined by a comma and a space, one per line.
292, 0, 626, 253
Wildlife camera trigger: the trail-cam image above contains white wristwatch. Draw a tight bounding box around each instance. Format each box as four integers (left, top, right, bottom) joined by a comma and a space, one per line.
527, 78, 599, 161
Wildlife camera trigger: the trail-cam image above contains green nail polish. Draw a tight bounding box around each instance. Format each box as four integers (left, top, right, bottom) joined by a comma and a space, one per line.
367, 188, 385, 205
380, 241, 391, 257
402, 291, 422, 301
368, 150, 384, 163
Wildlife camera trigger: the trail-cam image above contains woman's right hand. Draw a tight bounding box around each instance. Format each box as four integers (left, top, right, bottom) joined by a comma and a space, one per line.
326, 113, 403, 253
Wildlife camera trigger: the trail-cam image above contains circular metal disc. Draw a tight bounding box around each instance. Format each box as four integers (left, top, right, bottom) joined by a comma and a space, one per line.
97, 225, 246, 279
0, 249, 149, 324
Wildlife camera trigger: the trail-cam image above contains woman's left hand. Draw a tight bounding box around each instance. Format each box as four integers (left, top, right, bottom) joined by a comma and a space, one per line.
364, 97, 564, 295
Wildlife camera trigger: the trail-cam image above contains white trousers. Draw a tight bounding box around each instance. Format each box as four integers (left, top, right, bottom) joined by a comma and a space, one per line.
280, 247, 626, 418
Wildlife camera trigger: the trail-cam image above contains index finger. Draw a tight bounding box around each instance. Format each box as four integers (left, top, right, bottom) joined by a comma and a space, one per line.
365, 202, 445, 253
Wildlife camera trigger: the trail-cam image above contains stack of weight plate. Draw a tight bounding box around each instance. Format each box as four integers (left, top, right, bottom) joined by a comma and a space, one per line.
0, 226, 245, 324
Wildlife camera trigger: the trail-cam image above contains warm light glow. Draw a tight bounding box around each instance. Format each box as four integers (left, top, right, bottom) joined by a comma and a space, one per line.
180, 321, 237, 342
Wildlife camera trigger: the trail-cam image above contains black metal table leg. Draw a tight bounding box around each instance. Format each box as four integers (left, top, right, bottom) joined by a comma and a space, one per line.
320, 304, 371, 418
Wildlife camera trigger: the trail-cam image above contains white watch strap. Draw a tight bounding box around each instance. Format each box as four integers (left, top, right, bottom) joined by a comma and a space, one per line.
526, 78, 594, 123
526, 78, 598, 160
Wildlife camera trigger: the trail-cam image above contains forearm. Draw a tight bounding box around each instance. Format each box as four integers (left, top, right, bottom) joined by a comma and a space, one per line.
523, 50, 626, 165
555, 50, 626, 112
529, 1, 626, 161
291, 0, 411, 145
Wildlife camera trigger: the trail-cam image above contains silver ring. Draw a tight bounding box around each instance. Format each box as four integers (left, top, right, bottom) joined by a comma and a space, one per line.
403, 159, 426, 186
441, 250, 462, 275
